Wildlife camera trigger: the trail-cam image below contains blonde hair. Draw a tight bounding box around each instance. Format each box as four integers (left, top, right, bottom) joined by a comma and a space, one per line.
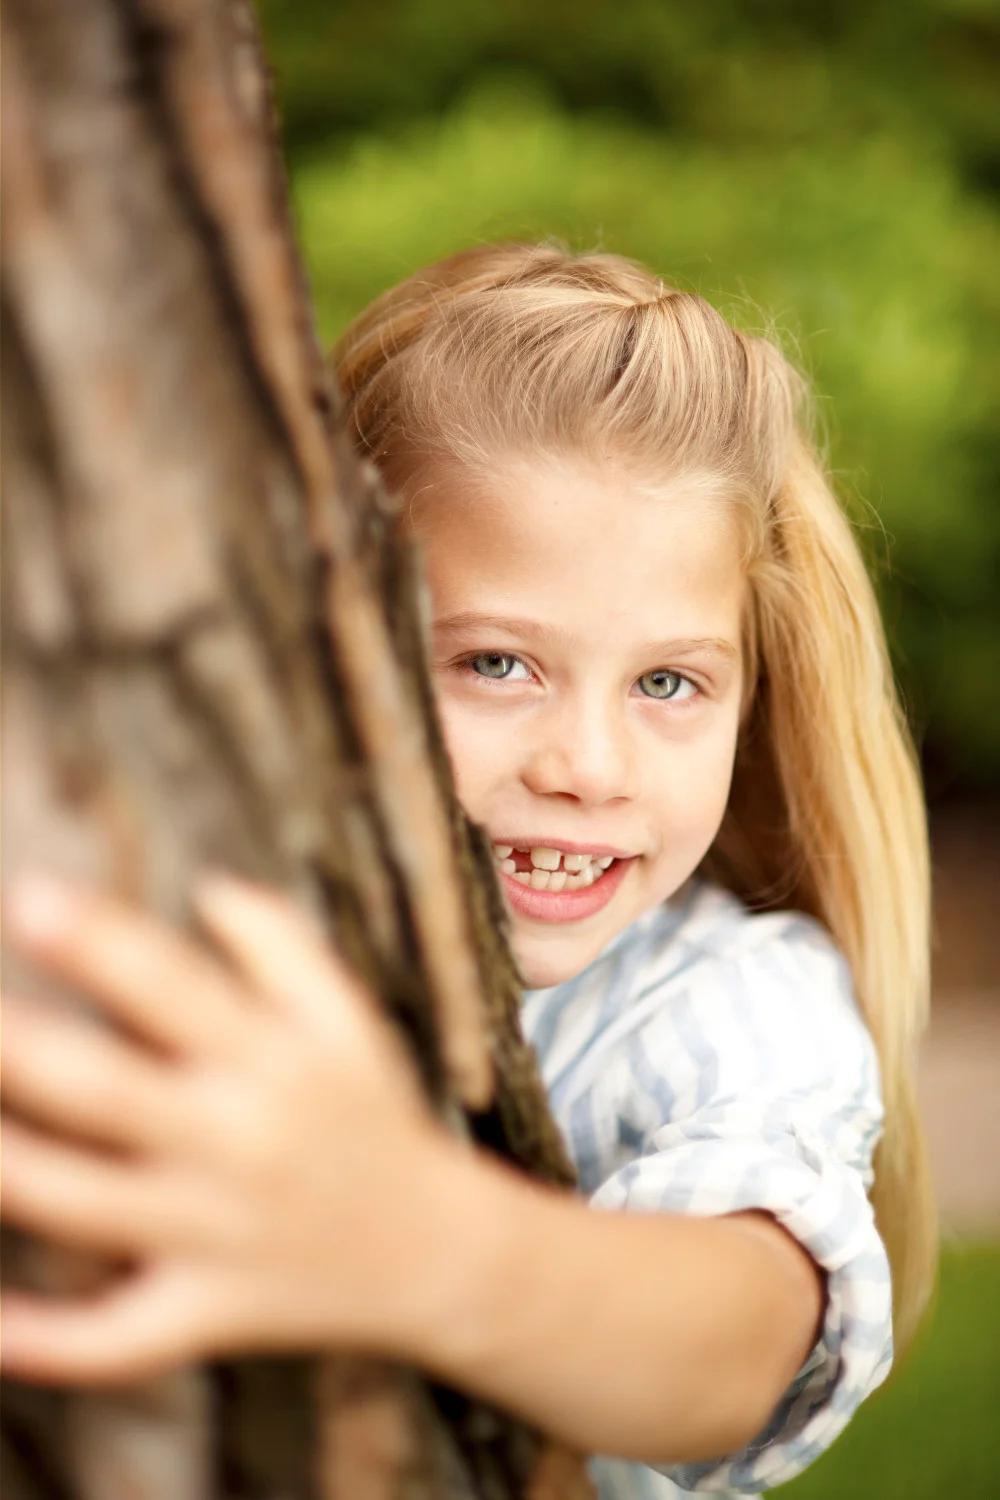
333, 243, 936, 1352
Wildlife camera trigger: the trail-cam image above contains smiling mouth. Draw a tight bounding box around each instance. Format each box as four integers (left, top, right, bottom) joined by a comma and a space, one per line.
491, 842, 619, 892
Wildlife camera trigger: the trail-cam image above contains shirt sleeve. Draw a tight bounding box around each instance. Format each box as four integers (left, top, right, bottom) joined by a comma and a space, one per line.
588, 915, 893, 1493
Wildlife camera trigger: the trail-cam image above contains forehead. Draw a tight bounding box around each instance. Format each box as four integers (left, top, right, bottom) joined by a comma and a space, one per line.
409, 454, 745, 640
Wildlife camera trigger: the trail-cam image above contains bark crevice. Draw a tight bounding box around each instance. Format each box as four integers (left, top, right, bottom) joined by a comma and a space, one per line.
1, 2, 592, 1495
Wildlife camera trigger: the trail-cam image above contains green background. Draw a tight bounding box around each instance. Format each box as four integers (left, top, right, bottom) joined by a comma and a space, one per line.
778, 1243, 1000, 1499
259, 0, 1000, 796
254, 4, 1000, 1493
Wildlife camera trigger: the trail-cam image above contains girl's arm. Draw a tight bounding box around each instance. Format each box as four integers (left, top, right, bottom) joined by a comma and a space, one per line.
0, 874, 821, 1466
391, 1145, 823, 1463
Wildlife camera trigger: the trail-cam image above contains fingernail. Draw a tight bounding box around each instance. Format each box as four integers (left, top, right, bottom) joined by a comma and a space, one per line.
4, 871, 75, 941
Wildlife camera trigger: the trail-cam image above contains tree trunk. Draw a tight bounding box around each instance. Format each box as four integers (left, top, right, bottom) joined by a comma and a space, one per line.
0, 3, 595, 1497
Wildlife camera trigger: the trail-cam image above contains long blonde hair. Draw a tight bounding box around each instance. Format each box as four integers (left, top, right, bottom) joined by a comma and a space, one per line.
333, 243, 936, 1352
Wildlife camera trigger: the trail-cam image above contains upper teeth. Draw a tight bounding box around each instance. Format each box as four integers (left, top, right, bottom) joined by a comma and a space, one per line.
490, 844, 618, 885
531, 847, 562, 871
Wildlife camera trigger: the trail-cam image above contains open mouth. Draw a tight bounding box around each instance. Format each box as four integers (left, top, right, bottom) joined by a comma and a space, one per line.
491, 843, 617, 891
490, 842, 634, 924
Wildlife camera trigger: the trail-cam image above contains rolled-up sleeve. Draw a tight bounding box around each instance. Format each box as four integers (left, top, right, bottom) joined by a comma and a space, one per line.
588, 921, 893, 1493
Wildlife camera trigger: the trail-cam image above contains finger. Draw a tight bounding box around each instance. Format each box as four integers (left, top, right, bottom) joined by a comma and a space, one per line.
0, 1266, 214, 1386
0, 1117, 219, 1257
1, 993, 200, 1157
3, 873, 249, 1059
193, 874, 375, 1036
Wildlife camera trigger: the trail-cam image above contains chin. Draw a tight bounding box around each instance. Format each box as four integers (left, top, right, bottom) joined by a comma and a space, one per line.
512, 934, 603, 991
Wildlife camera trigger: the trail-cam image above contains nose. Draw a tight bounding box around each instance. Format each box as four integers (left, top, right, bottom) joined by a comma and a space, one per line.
520, 693, 639, 805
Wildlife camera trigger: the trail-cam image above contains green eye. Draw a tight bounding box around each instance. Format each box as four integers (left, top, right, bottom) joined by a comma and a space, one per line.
471, 653, 518, 679
638, 669, 684, 699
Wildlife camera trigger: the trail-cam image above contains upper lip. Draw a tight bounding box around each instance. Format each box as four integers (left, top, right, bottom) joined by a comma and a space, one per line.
489, 836, 638, 859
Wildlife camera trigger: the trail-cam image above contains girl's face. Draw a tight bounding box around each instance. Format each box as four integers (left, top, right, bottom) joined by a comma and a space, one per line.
413, 454, 746, 989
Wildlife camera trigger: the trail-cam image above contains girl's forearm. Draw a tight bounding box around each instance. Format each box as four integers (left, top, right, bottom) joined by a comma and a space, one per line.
393, 1142, 823, 1465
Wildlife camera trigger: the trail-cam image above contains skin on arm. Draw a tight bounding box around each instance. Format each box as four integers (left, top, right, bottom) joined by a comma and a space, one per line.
386, 1145, 824, 1464
0, 874, 822, 1467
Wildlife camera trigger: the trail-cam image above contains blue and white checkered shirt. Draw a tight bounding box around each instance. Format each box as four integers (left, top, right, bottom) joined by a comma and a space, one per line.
521, 879, 893, 1498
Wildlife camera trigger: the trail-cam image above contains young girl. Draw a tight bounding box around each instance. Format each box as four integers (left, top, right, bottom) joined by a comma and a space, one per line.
1, 245, 936, 1498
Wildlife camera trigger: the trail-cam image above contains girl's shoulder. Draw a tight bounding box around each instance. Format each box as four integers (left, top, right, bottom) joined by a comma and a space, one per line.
656, 877, 840, 959
606, 886, 883, 1157
524, 880, 875, 1115
624, 878, 857, 1019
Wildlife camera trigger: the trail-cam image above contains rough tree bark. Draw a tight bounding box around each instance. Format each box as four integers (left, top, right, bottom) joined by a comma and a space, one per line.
0, 2, 596, 1497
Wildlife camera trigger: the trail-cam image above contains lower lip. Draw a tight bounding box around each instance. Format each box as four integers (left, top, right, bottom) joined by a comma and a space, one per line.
500, 857, 634, 924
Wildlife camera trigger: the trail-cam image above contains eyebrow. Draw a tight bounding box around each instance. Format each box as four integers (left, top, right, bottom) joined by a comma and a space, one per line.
433, 613, 740, 663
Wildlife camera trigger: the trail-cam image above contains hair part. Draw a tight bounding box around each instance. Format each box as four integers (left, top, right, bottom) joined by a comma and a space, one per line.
334, 242, 936, 1352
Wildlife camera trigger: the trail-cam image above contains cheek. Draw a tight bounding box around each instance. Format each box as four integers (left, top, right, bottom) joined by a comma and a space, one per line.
648, 715, 739, 857
433, 698, 510, 819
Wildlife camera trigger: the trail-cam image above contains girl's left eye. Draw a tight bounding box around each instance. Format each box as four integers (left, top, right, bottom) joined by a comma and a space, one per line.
635, 669, 696, 701
466, 653, 531, 682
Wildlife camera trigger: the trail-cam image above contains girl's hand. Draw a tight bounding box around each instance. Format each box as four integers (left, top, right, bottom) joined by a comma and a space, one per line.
0, 872, 462, 1386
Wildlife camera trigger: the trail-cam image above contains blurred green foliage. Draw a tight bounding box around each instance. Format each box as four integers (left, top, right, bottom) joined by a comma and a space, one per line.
777, 1242, 1000, 1498
259, 1, 1000, 788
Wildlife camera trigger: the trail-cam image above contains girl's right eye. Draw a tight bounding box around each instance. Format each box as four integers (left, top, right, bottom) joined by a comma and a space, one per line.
465, 653, 530, 681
